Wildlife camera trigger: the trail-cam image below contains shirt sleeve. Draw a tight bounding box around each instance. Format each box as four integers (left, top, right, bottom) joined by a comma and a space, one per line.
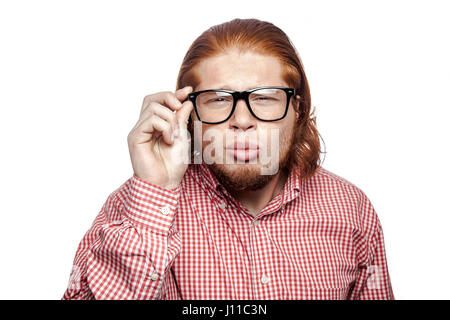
62, 174, 182, 300
347, 192, 395, 300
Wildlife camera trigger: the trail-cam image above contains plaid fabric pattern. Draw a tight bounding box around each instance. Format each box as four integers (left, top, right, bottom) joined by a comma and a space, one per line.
63, 163, 394, 300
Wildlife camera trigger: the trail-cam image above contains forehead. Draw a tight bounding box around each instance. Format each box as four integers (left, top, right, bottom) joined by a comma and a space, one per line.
194, 50, 287, 91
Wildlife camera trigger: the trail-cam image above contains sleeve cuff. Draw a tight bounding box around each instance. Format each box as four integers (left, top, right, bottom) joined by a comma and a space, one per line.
122, 174, 181, 234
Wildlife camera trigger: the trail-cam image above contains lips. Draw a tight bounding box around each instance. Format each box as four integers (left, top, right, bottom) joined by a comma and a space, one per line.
226, 141, 259, 150
225, 141, 259, 161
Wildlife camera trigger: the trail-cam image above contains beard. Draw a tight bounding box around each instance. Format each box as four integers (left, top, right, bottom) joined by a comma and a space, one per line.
206, 127, 295, 194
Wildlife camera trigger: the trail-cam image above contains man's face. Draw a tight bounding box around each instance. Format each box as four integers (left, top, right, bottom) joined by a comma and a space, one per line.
191, 50, 299, 192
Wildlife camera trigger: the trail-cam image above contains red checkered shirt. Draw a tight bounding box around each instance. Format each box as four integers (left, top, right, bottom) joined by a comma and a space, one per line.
62, 163, 394, 300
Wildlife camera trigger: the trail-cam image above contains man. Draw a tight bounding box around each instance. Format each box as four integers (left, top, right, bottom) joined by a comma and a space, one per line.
63, 18, 394, 300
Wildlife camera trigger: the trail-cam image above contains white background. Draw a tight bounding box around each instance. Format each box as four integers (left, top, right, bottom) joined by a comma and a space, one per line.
0, 0, 449, 299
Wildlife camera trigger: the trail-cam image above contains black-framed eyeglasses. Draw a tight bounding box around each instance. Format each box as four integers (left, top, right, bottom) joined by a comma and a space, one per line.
187, 86, 295, 124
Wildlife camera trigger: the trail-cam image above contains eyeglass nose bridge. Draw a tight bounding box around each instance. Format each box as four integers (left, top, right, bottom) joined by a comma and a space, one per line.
231, 91, 252, 110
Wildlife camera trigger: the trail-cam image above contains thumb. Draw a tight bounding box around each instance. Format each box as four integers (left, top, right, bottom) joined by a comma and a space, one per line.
175, 100, 193, 133
170, 100, 193, 166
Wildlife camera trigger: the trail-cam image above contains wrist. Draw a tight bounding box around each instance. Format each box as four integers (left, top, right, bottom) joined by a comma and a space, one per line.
133, 174, 181, 191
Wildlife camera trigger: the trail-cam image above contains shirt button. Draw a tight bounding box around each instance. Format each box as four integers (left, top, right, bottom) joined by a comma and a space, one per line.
261, 275, 270, 284
150, 273, 159, 281
218, 201, 226, 210
252, 220, 260, 226
160, 206, 170, 215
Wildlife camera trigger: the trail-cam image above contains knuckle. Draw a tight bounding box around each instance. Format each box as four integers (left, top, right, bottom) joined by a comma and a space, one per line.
164, 91, 176, 102
148, 114, 158, 122
167, 110, 176, 120
147, 101, 157, 110
142, 95, 152, 105
144, 92, 158, 100
127, 132, 135, 144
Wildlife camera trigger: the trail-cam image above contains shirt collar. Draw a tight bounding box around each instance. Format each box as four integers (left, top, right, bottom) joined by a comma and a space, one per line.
282, 164, 301, 205
191, 162, 301, 207
197, 162, 222, 191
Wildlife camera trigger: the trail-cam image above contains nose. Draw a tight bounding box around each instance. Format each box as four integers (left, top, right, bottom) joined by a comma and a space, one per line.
228, 99, 256, 131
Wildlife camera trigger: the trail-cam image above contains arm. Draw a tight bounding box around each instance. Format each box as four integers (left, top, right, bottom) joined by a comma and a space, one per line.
347, 191, 394, 300
348, 223, 395, 300
62, 174, 181, 300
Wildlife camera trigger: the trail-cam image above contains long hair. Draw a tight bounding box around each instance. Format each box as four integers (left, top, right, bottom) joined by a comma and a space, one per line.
176, 18, 324, 181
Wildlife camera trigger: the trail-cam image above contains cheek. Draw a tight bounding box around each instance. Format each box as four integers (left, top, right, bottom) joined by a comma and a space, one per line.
266, 121, 296, 154
199, 124, 227, 149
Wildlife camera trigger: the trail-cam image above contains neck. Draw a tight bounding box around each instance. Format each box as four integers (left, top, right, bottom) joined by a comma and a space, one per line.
229, 168, 289, 217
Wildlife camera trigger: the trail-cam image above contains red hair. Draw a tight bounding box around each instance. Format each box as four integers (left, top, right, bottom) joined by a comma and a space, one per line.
176, 18, 323, 181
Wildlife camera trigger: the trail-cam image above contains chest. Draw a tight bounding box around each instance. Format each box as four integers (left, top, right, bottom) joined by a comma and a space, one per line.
169, 187, 360, 299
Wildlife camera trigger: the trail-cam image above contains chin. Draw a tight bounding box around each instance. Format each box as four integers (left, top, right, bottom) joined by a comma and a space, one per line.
207, 157, 286, 193
219, 162, 262, 176
208, 162, 274, 192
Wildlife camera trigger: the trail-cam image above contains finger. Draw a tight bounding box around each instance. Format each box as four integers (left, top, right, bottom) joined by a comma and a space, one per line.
174, 86, 193, 102
137, 115, 174, 145
140, 102, 177, 134
175, 100, 194, 133
141, 91, 184, 114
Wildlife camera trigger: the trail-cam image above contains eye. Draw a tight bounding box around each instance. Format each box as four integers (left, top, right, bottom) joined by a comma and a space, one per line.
206, 97, 226, 103
252, 95, 275, 101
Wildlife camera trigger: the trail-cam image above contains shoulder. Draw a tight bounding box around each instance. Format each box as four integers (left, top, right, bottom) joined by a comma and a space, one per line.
303, 166, 381, 232
305, 166, 367, 203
